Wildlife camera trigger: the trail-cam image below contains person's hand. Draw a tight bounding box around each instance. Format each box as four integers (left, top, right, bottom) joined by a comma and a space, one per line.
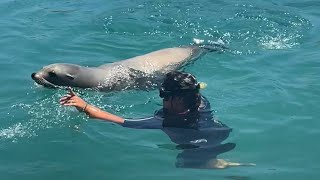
60, 87, 87, 112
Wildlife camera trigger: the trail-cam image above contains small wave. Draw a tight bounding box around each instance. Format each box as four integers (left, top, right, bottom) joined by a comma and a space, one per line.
102, 1, 312, 55
0, 123, 33, 141
259, 34, 300, 50
1, 89, 156, 142
1, 91, 81, 141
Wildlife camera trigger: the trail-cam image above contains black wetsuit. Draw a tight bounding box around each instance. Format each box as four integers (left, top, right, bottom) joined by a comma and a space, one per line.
122, 96, 235, 168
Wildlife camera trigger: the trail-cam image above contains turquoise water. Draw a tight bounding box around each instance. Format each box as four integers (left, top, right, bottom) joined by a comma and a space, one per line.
1, 0, 319, 179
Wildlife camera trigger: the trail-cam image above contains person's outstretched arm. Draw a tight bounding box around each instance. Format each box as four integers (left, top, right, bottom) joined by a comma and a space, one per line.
60, 87, 124, 124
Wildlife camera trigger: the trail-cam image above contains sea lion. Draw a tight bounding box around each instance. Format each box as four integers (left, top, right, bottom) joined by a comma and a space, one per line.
31, 44, 225, 91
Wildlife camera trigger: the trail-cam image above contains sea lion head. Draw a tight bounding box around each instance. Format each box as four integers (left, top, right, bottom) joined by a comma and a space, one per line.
31, 63, 81, 88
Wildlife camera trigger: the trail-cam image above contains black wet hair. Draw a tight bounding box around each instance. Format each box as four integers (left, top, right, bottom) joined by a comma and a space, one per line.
159, 71, 201, 112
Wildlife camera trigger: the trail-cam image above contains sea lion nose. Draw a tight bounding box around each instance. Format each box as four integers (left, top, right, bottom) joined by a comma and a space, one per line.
31, 73, 37, 80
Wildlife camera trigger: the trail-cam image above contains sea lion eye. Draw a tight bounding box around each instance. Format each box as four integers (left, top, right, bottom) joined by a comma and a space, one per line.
48, 71, 57, 77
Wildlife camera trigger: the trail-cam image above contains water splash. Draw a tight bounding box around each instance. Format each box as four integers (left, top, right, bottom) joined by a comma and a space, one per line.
102, 1, 312, 54
0, 89, 158, 142
0, 92, 79, 142
259, 34, 300, 49
0, 123, 32, 141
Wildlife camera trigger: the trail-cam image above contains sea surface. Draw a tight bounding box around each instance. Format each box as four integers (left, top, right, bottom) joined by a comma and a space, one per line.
0, 0, 319, 179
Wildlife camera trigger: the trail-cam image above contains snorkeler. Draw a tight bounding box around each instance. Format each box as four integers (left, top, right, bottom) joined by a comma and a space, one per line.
60, 71, 255, 169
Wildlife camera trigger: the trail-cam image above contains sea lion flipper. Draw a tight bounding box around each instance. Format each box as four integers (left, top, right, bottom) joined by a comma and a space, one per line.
199, 43, 229, 52
208, 159, 256, 169
66, 73, 75, 80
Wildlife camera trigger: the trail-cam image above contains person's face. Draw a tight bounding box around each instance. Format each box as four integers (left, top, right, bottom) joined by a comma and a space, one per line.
163, 96, 186, 114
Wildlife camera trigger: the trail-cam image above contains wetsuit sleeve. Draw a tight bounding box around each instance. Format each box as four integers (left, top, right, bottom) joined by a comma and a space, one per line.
122, 116, 163, 129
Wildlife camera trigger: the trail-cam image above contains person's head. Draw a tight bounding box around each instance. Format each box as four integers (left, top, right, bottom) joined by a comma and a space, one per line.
159, 71, 202, 115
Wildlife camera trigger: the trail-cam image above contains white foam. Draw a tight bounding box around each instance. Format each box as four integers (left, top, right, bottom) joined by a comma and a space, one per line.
0, 123, 32, 140
193, 38, 204, 44
259, 34, 299, 50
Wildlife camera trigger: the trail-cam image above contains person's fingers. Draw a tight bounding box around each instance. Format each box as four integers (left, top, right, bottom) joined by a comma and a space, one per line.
60, 98, 74, 104
63, 102, 75, 106
60, 88, 84, 108
67, 87, 76, 96
62, 100, 79, 106
61, 94, 82, 102
60, 95, 72, 101
60, 99, 72, 104
64, 94, 72, 98
60, 100, 68, 105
